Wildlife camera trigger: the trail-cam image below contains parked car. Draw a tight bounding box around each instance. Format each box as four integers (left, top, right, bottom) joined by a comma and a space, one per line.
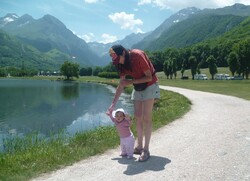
215, 74, 232, 80
194, 74, 208, 80
232, 75, 243, 80
224, 74, 232, 80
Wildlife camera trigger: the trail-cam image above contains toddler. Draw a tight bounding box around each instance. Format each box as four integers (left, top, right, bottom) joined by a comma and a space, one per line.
108, 108, 135, 159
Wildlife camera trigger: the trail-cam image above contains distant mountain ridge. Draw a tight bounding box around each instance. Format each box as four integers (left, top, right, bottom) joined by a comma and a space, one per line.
0, 13, 18, 27
202, 3, 250, 16
0, 29, 62, 70
132, 7, 201, 50
146, 14, 247, 51
133, 3, 250, 51
0, 14, 103, 67
0, 3, 250, 70
88, 32, 150, 64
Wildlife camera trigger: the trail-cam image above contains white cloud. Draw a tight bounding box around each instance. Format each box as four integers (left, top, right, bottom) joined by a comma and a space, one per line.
138, 0, 152, 5
77, 32, 95, 42
38, 4, 53, 14
134, 28, 144, 34
216, 0, 250, 6
99, 33, 118, 44
84, 0, 99, 3
72, 31, 116, 43
138, 0, 250, 10
108, 12, 143, 33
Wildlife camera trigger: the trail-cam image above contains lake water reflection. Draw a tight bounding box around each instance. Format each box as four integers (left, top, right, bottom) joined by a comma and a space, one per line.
0, 79, 133, 149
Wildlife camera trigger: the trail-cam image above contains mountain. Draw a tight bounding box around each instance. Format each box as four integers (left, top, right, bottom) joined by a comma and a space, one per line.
205, 16, 250, 45
88, 32, 150, 65
114, 32, 151, 49
0, 14, 103, 67
1, 3, 250, 70
147, 14, 247, 51
201, 3, 250, 16
0, 13, 20, 28
0, 29, 62, 70
133, 3, 250, 51
132, 7, 201, 50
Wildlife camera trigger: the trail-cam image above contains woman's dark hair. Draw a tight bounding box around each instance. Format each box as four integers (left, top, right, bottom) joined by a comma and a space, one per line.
111, 44, 132, 72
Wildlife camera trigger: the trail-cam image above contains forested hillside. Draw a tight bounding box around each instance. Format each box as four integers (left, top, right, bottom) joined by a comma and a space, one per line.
134, 3, 250, 52
145, 16, 250, 79
0, 30, 61, 71
1, 14, 103, 70
145, 14, 247, 51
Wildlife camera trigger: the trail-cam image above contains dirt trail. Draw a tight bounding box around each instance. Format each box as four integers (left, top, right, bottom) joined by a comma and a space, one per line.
33, 86, 250, 181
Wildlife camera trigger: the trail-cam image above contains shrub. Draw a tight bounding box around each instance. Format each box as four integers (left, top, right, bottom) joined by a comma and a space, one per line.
98, 72, 119, 78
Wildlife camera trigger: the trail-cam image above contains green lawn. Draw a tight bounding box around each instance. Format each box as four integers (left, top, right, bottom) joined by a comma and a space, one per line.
31, 73, 250, 100
157, 69, 250, 100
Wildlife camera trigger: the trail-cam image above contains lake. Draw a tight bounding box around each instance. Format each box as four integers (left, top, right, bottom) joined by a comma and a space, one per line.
0, 79, 133, 150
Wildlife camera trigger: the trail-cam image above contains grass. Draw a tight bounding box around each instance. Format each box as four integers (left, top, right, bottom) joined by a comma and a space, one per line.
0, 77, 191, 181
1, 70, 248, 180
157, 68, 250, 100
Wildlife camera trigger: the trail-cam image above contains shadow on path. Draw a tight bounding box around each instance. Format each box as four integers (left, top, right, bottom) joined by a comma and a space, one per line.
112, 155, 171, 175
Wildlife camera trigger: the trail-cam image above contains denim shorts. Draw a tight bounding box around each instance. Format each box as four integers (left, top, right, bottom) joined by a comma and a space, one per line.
131, 82, 160, 101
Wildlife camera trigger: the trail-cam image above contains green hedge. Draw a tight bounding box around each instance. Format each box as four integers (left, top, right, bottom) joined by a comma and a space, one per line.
98, 72, 119, 78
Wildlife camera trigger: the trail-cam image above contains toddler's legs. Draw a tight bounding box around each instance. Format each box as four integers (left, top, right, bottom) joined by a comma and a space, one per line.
120, 138, 126, 156
124, 135, 135, 158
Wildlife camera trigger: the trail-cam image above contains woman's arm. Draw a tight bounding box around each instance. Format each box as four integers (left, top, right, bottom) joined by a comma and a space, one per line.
107, 75, 131, 115
125, 114, 133, 127
132, 69, 152, 84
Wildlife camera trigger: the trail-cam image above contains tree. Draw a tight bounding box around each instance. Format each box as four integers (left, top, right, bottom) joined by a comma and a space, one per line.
188, 56, 197, 80
92, 66, 103, 76
200, 44, 211, 67
147, 50, 164, 72
163, 48, 181, 70
206, 55, 217, 80
102, 63, 116, 72
80, 67, 92, 76
163, 59, 172, 79
180, 67, 185, 77
179, 48, 191, 75
227, 52, 239, 76
0, 68, 6, 77
172, 58, 177, 79
60, 61, 79, 80
191, 45, 204, 68
236, 39, 250, 79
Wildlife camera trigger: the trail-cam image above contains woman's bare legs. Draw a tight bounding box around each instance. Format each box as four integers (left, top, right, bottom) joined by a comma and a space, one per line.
134, 98, 155, 151
134, 100, 143, 150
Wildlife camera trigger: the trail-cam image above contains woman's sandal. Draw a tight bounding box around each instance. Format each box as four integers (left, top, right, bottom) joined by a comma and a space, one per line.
138, 150, 150, 162
134, 147, 143, 155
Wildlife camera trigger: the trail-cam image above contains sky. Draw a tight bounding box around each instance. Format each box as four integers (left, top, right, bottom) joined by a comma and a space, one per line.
1, 0, 250, 44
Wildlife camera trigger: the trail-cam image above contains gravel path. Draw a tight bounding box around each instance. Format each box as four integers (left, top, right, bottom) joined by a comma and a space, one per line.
33, 86, 250, 181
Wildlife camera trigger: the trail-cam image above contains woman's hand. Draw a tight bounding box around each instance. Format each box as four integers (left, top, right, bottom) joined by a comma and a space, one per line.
106, 76, 131, 116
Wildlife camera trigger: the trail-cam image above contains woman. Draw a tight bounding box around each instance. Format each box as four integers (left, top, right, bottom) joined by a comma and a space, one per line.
106, 44, 160, 162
